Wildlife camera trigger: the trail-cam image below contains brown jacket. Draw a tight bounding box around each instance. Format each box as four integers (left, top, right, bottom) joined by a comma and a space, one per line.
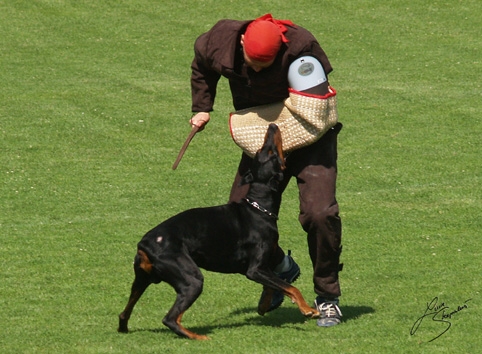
191, 19, 332, 112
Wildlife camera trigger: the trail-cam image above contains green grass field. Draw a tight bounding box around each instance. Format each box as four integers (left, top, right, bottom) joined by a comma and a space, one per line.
1, 0, 480, 353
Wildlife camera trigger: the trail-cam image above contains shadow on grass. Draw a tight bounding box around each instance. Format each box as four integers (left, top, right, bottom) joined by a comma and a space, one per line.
130, 304, 375, 338
230, 304, 375, 324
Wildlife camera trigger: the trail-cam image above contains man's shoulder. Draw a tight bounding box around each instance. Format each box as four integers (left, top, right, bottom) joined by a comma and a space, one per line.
210, 19, 250, 33
286, 24, 317, 42
194, 19, 249, 69
283, 24, 333, 73
196, 19, 249, 46
284, 25, 322, 56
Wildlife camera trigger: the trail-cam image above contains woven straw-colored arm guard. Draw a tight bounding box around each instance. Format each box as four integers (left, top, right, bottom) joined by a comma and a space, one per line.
229, 87, 338, 157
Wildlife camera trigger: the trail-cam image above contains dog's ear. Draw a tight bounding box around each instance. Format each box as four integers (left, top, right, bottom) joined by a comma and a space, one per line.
240, 170, 254, 185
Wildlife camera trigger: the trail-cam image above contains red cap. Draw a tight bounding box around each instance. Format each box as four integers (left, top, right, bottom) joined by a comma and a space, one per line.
243, 14, 295, 63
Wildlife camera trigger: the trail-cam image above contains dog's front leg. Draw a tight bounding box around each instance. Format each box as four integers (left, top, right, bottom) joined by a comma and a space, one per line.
257, 286, 274, 316
247, 268, 319, 318
281, 285, 320, 318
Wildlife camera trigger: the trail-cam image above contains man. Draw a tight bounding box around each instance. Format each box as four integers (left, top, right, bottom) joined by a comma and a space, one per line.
189, 14, 343, 327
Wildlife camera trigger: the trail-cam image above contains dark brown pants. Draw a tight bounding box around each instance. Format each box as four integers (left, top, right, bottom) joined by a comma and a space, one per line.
229, 123, 343, 299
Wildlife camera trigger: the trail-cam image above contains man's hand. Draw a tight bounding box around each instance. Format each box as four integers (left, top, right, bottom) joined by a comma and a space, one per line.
190, 112, 210, 131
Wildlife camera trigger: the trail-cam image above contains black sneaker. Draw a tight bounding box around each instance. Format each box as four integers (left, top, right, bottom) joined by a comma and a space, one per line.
257, 251, 300, 314
314, 297, 342, 327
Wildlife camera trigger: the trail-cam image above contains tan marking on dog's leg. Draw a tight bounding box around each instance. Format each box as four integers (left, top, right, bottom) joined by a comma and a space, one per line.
176, 312, 210, 340
284, 286, 320, 318
257, 286, 274, 316
137, 249, 153, 274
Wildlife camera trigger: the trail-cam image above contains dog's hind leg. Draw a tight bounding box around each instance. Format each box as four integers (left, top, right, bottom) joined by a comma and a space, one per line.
118, 250, 153, 333
162, 259, 208, 340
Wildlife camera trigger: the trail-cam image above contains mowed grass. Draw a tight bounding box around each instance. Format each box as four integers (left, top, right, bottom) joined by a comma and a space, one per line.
1, 0, 480, 353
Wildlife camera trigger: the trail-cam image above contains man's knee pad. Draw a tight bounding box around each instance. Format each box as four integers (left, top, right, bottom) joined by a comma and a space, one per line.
288, 56, 327, 91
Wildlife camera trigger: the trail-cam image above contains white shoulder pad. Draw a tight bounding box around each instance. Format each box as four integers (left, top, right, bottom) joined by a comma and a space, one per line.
288, 56, 327, 91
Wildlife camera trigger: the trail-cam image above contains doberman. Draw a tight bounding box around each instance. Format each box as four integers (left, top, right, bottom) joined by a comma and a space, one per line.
118, 124, 319, 340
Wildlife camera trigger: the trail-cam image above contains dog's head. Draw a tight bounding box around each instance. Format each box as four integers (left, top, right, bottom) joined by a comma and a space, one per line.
241, 124, 285, 190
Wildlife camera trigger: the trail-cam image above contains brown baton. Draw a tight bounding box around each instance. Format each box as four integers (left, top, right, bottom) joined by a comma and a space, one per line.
172, 125, 200, 170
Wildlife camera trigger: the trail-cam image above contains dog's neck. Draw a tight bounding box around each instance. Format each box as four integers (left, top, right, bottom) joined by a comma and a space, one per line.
244, 181, 281, 220
243, 198, 278, 219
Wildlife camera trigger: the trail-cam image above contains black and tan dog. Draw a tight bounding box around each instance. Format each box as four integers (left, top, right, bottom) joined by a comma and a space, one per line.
118, 124, 319, 340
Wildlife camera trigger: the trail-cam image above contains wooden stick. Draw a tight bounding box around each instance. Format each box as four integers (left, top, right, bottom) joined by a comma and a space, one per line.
172, 125, 200, 170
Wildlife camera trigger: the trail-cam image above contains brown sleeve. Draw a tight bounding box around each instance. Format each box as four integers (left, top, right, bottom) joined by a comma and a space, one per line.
190, 33, 221, 113
308, 41, 333, 75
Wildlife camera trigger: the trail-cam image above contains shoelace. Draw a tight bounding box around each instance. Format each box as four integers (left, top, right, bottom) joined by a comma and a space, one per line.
320, 303, 342, 318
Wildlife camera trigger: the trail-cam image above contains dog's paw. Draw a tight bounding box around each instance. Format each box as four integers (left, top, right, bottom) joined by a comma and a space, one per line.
117, 326, 129, 333
307, 311, 320, 318
301, 308, 320, 318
